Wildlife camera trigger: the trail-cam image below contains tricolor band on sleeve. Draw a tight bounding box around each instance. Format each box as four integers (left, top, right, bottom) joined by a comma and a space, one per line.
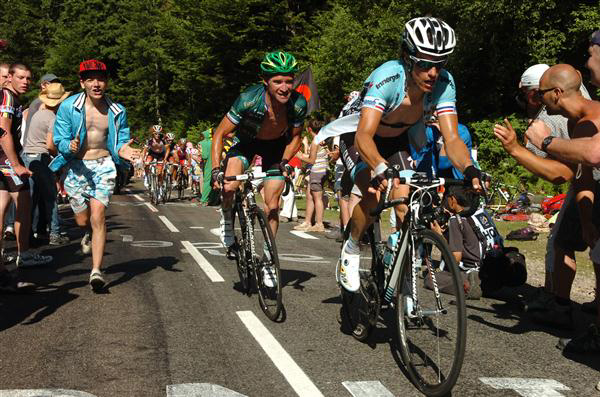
436, 102, 457, 116
226, 110, 241, 125
362, 96, 386, 113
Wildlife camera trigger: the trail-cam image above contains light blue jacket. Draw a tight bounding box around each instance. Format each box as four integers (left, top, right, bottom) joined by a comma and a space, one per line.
49, 92, 130, 172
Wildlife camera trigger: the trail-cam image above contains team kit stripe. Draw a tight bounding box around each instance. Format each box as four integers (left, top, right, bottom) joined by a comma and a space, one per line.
436, 103, 457, 115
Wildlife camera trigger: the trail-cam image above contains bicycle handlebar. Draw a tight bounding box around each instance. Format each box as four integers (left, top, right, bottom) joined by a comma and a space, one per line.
220, 169, 285, 183
370, 167, 472, 217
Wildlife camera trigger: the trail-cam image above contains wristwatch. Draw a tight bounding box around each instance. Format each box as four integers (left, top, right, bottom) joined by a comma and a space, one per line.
541, 135, 555, 152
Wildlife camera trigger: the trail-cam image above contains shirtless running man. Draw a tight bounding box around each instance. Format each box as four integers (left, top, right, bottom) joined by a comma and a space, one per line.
50, 59, 140, 291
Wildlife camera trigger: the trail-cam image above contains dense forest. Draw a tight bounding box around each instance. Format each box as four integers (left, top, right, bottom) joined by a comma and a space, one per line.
1, 0, 599, 191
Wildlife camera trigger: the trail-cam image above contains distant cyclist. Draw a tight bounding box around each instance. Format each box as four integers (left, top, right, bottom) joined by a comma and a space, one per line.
317, 17, 481, 292
211, 51, 307, 285
142, 125, 167, 194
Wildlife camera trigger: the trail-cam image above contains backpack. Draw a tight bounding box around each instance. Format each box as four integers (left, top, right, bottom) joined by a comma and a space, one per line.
506, 226, 539, 241
458, 207, 527, 292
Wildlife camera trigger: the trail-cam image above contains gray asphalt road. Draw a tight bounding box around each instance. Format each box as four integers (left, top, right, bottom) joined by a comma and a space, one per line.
0, 183, 598, 397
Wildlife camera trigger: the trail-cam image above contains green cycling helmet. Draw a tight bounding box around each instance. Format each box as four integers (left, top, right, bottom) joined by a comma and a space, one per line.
260, 51, 299, 75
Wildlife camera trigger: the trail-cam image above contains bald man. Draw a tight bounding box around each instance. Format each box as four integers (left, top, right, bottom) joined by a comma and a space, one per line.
527, 63, 600, 353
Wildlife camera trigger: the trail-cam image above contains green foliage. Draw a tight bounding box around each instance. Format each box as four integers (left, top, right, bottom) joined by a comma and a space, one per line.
1, 0, 598, 194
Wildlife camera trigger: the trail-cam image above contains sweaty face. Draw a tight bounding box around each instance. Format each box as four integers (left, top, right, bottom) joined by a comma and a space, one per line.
9, 68, 32, 95
265, 74, 294, 105
586, 44, 600, 88
410, 52, 446, 93
80, 72, 108, 100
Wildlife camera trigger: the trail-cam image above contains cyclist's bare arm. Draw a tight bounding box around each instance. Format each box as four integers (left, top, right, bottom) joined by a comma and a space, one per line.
437, 114, 472, 173
281, 126, 303, 163
355, 107, 385, 170
211, 116, 237, 170
163, 146, 170, 163
438, 113, 480, 188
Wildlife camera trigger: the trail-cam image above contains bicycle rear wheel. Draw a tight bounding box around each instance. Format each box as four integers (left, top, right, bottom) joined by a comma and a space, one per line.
250, 207, 283, 321
233, 198, 250, 294
396, 229, 466, 397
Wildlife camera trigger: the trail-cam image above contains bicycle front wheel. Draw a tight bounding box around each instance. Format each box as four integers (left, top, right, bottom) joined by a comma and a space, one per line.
250, 208, 283, 321
233, 198, 250, 294
151, 173, 159, 205
396, 229, 466, 397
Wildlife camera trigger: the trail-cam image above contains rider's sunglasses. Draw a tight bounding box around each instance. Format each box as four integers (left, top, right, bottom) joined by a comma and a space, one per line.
409, 55, 447, 70
534, 86, 560, 101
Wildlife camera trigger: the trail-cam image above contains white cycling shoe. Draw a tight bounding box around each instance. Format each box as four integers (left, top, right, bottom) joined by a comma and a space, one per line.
338, 242, 361, 292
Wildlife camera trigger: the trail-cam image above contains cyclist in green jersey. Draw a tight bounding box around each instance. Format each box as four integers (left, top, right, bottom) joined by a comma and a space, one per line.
211, 51, 307, 255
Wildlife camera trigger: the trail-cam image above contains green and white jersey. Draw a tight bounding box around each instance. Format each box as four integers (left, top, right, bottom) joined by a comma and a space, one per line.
226, 84, 307, 144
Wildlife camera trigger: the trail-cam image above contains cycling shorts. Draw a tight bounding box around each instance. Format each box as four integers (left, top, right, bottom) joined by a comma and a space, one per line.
224, 135, 287, 181
339, 131, 412, 181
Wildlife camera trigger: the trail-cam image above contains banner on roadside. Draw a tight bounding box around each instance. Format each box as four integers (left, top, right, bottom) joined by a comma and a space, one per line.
293, 67, 320, 115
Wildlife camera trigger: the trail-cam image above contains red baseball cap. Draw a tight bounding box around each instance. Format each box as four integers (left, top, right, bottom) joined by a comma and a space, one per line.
79, 59, 107, 75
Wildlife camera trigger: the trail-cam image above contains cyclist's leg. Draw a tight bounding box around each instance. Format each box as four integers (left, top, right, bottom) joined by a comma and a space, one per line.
385, 149, 413, 229
262, 178, 285, 236
220, 151, 248, 248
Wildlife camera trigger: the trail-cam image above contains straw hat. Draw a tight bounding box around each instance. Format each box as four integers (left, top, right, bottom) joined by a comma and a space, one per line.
39, 82, 70, 107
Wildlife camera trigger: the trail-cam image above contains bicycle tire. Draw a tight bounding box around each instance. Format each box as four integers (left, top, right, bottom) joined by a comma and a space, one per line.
151, 173, 159, 205
233, 198, 250, 294
339, 224, 381, 341
165, 173, 172, 202
177, 172, 184, 200
395, 229, 466, 397
251, 207, 283, 321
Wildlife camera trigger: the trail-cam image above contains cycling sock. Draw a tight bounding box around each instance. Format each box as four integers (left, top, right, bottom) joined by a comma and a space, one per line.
344, 235, 360, 255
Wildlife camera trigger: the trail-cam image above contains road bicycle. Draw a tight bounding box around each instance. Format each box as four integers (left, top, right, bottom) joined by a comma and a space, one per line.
164, 163, 175, 203
219, 169, 284, 321
146, 161, 161, 205
337, 168, 467, 397
175, 163, 188, 200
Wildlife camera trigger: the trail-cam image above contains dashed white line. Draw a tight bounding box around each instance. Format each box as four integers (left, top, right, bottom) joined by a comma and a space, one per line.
236, 311, 324, 397
133, 194, 144, 202
181, 241, 224, 282
189, 226, 204, 229
145, 202, 159, 212
121, 234, 134, 242
479, 378, 571, 397
210, 227, 220, 237
342, 381, 394, 397
290, 230, 318, 240
159, 216, 180, 232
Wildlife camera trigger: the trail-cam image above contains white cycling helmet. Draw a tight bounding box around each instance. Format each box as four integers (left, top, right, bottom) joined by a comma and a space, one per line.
403, 17, 456, 57
151, 124, 163, 134
166, 132, 175, 140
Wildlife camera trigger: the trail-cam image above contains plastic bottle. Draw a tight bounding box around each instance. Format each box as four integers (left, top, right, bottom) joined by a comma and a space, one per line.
383, 231, 401, 270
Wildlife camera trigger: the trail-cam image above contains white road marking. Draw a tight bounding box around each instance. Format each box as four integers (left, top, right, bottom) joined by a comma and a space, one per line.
121, 234, 133, 242
189, 226, 204, 229
145, 202, 159, 212
290, 230, 318, 240
342, 381, 394, 397
181, 241, 224, 282
133, 194, 144, 202
279, 253, 328, 264
210, 227, 220, 237
0, 390, 97, 397
479, 378, 571, 397
167, 383, 246, 397
130, 240, 173, 248
236, 311, 324, 397
159, 216, 180, 232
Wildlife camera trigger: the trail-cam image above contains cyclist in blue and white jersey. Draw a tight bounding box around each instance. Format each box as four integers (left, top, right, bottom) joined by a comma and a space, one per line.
317, 17, 482, 292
